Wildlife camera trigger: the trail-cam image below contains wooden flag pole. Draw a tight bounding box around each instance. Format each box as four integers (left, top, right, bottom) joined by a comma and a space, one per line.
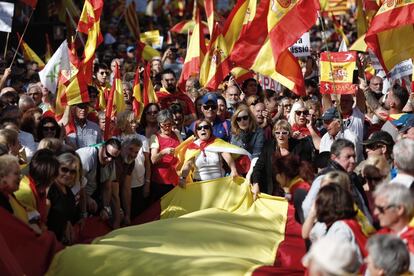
9, 8, 35, 68
3, 32, 10, 60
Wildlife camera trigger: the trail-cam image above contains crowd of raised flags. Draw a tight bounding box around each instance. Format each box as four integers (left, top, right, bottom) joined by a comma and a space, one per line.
2, 0, 414, 275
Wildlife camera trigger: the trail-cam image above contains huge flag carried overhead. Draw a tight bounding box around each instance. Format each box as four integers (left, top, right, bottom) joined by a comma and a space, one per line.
365, 0, 414, 73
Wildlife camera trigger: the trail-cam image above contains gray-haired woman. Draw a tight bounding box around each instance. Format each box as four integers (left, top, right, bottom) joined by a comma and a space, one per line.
149, 110, 183, 200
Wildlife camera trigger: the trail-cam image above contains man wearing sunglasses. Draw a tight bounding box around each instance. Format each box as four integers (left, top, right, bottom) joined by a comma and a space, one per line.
374, 183, 414, 271
76, 138, 121, 227
190, 93, 231, 142
93, 63, 111, 111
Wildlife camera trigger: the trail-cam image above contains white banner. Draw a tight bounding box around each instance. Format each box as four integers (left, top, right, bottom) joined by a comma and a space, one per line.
39, 40, 70, 94
289, 32, 310, 58
258, 74, 281, 92
0, 2, 14, 33
389, 59, 413, 81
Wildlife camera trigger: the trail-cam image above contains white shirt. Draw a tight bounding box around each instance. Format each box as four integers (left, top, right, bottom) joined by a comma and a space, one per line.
121, 134, 150, 188
319, 128, 363, 163
389, 173, 414, 188
19, 130, 37, 161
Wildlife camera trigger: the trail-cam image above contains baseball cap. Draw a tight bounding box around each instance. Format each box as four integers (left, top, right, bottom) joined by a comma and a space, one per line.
201, 93, 218, 105
302, 236, 359, 275
321, 108, 340, 121
363, 131, 395, 146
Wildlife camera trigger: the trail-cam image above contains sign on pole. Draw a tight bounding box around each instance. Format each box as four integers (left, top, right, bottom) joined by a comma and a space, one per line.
0, 2, 14, 33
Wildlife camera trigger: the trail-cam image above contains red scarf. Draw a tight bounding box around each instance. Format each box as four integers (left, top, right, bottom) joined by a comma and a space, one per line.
188, 137, 216, 157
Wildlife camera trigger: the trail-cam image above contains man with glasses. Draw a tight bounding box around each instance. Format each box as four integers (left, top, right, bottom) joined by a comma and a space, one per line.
93, 63, 111, 110
374, 183, 414, 272
190, 93, 231, 141
67, 102, 102, 149
76, 138, 121, 227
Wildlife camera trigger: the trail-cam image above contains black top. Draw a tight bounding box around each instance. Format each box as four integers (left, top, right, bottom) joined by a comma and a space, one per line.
0, 193, 13, 214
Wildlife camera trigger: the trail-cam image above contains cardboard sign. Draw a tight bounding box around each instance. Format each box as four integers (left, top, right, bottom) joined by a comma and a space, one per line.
258, 74, 282, 92
320, 51, 358, 94
289, 32, 310, 58
0, 2, 14, 33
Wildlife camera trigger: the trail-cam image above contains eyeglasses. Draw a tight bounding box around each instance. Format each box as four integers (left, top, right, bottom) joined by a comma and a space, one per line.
374, 204, 396, 214
197, 125, 210, 131
366, 143, 384, 151
105, 147, 116, 160
60, 167, 77, 175
274, 131, 289, 136
236, 115, 249, 122
146, 110, 158, 115
98, 71, 108, 76
203, 105, 217, 111
43, 126, 56, 131
295, 110, 309, 116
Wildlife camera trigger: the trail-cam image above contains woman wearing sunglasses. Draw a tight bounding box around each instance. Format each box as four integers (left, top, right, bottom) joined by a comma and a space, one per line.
230, 105, 264, 159
289, 101, 320, 146
47, 152, 85, 244
179, 120, 246, 186
138, 103, 160, 139
150, 110, 182, 200
37, 117, 61, 142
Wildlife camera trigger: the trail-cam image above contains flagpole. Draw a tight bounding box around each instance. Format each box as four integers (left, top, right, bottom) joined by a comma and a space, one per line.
3, 32, 10, 60
317, 11, 344, 130
9, 8, 35, 68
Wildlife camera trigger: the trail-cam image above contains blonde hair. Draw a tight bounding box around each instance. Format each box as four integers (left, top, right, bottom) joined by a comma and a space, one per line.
363, 155, 390, 179
57, 152, 83, 184
0, 154, 19, 178
0, 129, 19, 149
321, 171, 351, 191
117, 110, 136, 133
231, 104, 257, 135
288, 100, 306, 126
272, 119, 292, 135
38, 138, 63, 153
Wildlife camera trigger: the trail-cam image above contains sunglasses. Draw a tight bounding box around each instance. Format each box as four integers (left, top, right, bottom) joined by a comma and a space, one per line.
43, 126, 56, 131
146, 111, 158, 115
203, 105, 217, 111
105, 147, 116, 160
197, 125, 210, 131
274, 131, 289, 136
374, 204, 396, 214
366, 143, 384, 151
295, 110, 309, 116
236, 115, 249, 122
98, 71, 108, 76
60, 167, 77, 175
76, 104, 89, 109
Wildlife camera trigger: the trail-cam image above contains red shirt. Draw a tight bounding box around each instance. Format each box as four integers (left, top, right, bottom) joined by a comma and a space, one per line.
151, 133, 180, 185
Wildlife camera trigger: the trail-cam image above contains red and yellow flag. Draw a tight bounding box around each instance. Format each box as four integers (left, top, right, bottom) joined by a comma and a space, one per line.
178, 7, 207, 91
204, 0, 214, 37
200, 0, 250, 90
132, 66, 144, 119
143, 63, 158, 105
125, 1, 140, 39
104, 62, 125, 139
136, 41, 161, 62
355, 0, 368, 38
17, 34, 45, 68
331, 14, 350, 46
365, 0, 414, 73
320, 51, 358, 94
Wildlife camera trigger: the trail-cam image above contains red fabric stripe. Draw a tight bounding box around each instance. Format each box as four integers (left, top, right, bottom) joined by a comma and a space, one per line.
143, 62, 152, 106
131, 200, 162, 225
252, 203, 306, 275
220, 0, 247, 36
204, 58, 232, 90
170, 21, 190, 33
275, 49, 306, 96
0, 208, 63, 276
20, 0, 37, 9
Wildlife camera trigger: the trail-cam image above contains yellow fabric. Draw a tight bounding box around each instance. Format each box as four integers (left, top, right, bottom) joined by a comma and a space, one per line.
9, 195, 29, 224
14, 175, 37, 213
350, 34, 367, 52
46, 177, 289, 276
355, 205, 376, 236
21, 40, 45, 68
78, 0, 101, 63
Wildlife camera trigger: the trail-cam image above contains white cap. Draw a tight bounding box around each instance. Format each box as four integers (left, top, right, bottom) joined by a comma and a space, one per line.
302, 236, 360, 275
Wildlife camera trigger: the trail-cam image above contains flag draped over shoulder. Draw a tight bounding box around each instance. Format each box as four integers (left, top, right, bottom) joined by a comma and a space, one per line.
46, 177, 306, 275
177, 8, 207, 90
364, 0, 414, 73
18, 34, 45, 68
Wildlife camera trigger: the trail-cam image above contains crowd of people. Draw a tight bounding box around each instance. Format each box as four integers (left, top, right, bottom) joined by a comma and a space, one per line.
2, 1, 414, 275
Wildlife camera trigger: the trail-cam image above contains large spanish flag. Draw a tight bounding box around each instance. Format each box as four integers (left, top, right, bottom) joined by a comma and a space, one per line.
364, 0, 414, 73
177, 7, 207, 91
46, 177, 306, 275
